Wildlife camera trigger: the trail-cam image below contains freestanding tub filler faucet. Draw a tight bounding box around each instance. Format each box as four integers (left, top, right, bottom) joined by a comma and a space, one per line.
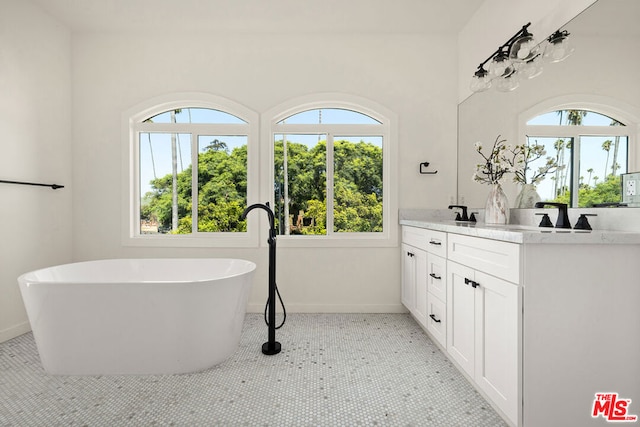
241, 202, 284, 355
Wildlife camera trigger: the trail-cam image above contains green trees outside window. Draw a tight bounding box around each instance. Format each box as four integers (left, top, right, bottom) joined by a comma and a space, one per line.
138, 107, 386, 235
140, 134, 248, 234
273, 136, 383, 235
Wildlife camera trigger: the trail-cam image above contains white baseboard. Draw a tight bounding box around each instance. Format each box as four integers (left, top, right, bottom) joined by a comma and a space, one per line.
246, 303, 407, 314
0, 321, 31, 343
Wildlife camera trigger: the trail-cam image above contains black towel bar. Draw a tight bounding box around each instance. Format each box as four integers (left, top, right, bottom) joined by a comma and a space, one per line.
0, 179, 64, 190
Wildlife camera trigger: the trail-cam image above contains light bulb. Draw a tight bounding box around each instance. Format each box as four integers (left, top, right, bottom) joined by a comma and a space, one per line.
509, 34, 539, 62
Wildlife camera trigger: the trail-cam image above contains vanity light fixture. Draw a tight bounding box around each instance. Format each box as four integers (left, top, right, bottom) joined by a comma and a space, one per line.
470, 23, 573, 93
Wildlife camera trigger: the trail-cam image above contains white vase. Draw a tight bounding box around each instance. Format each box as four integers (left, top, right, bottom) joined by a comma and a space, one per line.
485, 183, 509, 224
514, 183, 541, 209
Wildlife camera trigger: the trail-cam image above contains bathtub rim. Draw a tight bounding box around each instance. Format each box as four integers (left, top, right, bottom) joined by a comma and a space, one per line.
18, 257, 257, 286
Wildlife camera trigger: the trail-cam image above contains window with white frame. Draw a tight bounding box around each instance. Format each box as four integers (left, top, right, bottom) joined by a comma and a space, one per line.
525, 108, 630, 207
125, 95, 258, 245
270, 104, 392, 238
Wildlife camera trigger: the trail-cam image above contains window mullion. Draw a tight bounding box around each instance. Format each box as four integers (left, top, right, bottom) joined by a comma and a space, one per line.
191, 134, 198, 234
326, 133, 334, 236
571, 136, 581, 207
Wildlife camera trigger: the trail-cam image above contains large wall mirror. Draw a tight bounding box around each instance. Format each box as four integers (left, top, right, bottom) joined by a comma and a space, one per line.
457, 0, 640, 209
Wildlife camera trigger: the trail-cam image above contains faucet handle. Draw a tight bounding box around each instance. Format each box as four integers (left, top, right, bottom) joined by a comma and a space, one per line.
535, 212, 554, 227
574, 213, 597, 230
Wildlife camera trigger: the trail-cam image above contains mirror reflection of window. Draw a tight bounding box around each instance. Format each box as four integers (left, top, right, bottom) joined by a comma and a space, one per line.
526, 109, 629, 207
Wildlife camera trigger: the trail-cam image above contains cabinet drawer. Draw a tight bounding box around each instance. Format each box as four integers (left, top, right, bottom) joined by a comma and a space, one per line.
427, 293, 446, 348
402, 226, 447, 256
447, 234, 520, 283
424, 229, 447, 257
427, 254, 446, 302
402, 226, 428, 249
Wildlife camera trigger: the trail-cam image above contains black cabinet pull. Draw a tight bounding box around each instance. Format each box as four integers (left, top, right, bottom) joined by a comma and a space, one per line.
429, 314, 441, 323
407, 252, 414, 257
464, 277, 480, 288
429, 273, 441, 280
429, 240, 442, 246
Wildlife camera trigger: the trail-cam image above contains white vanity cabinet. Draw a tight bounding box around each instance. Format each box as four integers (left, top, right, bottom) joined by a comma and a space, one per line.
447, 234, 519, 425
401, 226, 519, 425
401, 226, 447, 342
401, 220, 640, 427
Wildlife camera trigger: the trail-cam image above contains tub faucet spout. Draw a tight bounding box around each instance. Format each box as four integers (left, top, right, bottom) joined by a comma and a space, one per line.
242, 202, 276, 242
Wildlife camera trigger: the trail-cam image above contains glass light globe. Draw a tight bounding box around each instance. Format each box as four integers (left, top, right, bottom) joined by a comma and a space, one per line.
470, 67, 492, 92
495, 74, 520, 92
489, 52, 513, 77
509, 34, 539, 62
518, 55, 543, 79
544, 30, 574, 63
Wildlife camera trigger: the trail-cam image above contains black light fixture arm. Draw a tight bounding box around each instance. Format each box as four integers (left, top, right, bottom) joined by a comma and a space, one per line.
474, 23, 532, 73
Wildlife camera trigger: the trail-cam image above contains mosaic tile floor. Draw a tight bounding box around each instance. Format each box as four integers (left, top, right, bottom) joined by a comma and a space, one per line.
0, 313, 508, 426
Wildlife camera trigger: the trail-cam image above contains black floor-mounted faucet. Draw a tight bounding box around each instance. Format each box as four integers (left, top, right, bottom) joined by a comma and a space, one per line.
534, 202, 571, 229
241, 202, 283, 355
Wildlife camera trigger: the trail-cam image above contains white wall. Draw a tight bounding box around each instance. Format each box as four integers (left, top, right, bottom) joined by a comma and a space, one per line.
0, 0, 73, 341
71, 32, 459, 313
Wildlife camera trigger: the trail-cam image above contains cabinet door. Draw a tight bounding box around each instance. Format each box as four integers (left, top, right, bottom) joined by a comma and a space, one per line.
401, 243, 416, 311
413, 249, 428, 327
446, 261, 476, 377
474, 270, 518, 424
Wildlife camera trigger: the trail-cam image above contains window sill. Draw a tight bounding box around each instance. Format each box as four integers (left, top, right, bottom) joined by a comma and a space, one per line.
122, 234, 257, 248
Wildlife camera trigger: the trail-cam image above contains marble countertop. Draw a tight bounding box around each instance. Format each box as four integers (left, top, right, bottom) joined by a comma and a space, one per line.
399, 219, 640, 245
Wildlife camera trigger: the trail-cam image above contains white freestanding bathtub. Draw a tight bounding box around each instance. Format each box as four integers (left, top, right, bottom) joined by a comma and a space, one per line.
18, 258, 256, 375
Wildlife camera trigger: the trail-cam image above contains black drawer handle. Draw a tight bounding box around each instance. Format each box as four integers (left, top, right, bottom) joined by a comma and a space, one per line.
429, 240, 442, 246
429, 273, 441, 280
464, 277, 480, 288
429, 314, 441, 323
407, 251, 414, 257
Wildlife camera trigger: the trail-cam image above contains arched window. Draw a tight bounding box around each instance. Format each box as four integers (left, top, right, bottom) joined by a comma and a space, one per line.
124, 93, 258, 247
523, 103, 635, 207
264, 95, 397, 244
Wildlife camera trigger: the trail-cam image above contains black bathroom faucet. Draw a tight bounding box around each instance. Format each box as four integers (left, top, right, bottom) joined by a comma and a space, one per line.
534, 202, 571, 229
448, 205, 476, 222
